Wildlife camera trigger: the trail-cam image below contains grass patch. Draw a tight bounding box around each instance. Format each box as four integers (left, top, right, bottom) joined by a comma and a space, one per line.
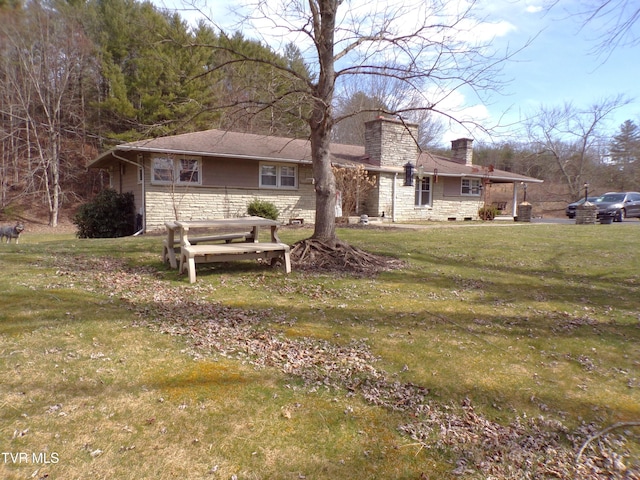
1, 224, 639, 478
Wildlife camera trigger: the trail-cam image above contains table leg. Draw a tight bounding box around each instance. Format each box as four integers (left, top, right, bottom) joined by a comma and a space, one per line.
165, 227, 177, 268
249, 225, 259, 242
270, 225, 282, 243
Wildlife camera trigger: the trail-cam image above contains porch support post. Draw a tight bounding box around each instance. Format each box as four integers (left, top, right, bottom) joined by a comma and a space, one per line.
512, 182, 518, 217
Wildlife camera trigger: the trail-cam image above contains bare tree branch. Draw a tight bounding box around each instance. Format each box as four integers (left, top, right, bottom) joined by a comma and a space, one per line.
548, 0, 640, 58
182, 0, 535, 243
523, 95, 631, 197
576, 421, 640, 463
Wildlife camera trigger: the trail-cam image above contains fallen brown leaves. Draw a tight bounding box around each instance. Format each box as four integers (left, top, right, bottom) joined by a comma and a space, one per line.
50, 255, 639, 479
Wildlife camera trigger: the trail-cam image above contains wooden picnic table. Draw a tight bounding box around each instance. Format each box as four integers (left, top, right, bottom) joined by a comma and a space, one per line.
163, 217, 291, 283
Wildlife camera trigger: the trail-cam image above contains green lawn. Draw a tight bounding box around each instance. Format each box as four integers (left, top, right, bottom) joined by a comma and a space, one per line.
0, 223, 638, 479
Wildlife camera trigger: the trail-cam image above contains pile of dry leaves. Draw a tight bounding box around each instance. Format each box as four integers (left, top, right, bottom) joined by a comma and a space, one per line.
51, 256, 638, 479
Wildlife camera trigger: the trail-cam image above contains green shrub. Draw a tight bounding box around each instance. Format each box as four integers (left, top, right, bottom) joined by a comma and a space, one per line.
73, 189, 136, 238
247, 199, 279, 220
478, 205, 499, 220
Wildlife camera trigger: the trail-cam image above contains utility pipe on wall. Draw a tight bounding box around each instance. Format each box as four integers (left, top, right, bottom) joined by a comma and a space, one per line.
392, 173, 397, 222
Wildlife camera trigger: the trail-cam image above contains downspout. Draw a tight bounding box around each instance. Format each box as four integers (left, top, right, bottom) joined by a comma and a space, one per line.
112, 151, 146, 235
392, 173, 397, 222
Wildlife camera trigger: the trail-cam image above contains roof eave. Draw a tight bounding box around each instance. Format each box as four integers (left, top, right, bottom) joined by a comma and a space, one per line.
90, 144, 543, 185
89, 145, 314, 168
357, 165, 543, 183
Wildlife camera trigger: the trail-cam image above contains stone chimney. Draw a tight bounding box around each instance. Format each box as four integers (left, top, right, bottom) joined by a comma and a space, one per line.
364, 117, 419, 168
451, 138, 474, 166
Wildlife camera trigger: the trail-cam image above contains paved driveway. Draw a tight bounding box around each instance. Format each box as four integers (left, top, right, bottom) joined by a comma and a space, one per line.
533, 217, 640, 225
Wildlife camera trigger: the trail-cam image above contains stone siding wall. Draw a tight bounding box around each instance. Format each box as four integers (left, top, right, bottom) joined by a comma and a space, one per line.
375, 173, 483, 221
145, 174, 483, 231
144, 167, 316, 231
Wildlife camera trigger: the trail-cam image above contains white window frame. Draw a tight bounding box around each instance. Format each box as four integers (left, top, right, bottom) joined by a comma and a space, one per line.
461, 177, 482, 196
151, 156, 201, 186
415, 176, 432, 207
259, 162, 298, 189
177, 157, 200, 184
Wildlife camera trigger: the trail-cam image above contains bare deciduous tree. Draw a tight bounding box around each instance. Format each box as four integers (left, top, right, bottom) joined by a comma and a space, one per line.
523, 95, 631, 198
332, 90, 387, 146
192, 0, 529, 254
333, 164, 377, 218
332, 77, 444, 149
0, 3, 95, 226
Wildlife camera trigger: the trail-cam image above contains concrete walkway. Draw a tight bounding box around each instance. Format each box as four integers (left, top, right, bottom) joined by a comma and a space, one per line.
351, 216, 639, 229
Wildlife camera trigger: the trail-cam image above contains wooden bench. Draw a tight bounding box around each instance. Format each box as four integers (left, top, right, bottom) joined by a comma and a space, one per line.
491, 201, 507, 213
179, 242, 291, 283
162, 232, 252, 268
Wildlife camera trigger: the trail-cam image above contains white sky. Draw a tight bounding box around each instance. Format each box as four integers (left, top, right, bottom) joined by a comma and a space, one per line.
152, 0, 640, 145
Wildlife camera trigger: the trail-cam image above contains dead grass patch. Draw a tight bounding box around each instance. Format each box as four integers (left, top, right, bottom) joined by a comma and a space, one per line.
1, 226, 639, 478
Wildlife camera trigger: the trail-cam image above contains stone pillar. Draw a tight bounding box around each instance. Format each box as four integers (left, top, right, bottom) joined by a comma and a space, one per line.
517, 202, 532, 222
575, 202, 597, 224
364, 117, 419, 168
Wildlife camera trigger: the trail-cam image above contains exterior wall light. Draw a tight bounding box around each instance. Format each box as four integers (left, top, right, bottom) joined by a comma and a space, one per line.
404, 162, 414, 186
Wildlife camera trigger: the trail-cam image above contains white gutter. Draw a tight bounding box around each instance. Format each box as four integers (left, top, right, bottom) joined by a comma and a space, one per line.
114, 145, 313, 166
392, 172, 397, 222
111, 151, 146, 235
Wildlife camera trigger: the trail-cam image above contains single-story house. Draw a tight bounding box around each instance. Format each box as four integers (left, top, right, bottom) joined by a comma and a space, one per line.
89, 117, 542, 232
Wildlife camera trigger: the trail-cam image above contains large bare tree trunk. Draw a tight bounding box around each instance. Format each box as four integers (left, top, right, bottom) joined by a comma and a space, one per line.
310, 123, 336, 243
199, 0, 534, 262
309, 0, 338, 244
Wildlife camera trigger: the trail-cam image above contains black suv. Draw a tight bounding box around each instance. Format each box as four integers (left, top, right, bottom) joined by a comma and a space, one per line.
595, 192, 640, 222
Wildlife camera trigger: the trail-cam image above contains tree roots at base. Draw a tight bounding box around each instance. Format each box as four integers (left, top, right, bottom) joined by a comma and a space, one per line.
290, 238, 404, 275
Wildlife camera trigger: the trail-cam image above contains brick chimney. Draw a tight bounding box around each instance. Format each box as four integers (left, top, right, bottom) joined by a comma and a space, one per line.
451, 138, 474, 166
364, 117, 419, 168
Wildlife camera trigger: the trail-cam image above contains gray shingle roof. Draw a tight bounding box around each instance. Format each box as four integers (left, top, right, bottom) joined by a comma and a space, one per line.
90, 128, 541, 183
93, 129, 363, 165
415, 151, 541, 183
